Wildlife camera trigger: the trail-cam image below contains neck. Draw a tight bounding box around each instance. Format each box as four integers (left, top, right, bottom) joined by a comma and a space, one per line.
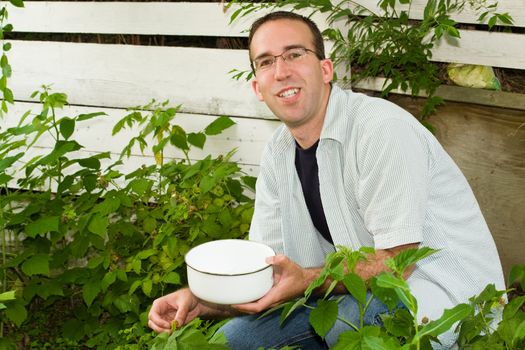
290, 84, 331, 149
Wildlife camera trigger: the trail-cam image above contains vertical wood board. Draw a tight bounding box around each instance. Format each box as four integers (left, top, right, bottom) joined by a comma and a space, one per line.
390, 95, 525, 276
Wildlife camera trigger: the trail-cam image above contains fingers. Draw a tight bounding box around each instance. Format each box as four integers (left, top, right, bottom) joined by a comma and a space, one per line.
148, 298, 175, 333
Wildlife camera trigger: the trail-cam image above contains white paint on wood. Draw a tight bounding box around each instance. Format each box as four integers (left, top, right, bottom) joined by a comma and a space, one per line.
431, 29, 525, 69
8, 40, 274, 119
5, 1, 524, 35
350, 0, 525, 27
4, 2, 335, 36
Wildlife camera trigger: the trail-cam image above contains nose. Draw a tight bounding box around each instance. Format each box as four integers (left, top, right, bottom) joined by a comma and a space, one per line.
273, 56, 291, 80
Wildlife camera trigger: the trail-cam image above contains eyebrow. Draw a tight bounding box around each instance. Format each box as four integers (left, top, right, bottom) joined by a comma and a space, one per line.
252, 44, 307, 61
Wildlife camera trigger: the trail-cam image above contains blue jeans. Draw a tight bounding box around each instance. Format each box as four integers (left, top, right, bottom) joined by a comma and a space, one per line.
219, 292, 394, 349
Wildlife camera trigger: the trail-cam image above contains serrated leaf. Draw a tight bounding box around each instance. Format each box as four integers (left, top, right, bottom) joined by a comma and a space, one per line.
21, 254, 50, 276
332, 330, 361, 350
25, 216, 59, 238
88, 214, 109, 237
0, 152, 23, 172
342, 273, 367, 306
204, 116, 235, 135
82, 279, 101, 306
5, 301, 27, 326
309, 299, 339, 338
388, 247, 437, 275
93, 196, 120, 215
363, 335, 399, 350
415, 303, 473, 341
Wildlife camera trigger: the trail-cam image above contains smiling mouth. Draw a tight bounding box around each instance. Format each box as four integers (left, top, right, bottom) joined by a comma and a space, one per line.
279, 88, 299, 98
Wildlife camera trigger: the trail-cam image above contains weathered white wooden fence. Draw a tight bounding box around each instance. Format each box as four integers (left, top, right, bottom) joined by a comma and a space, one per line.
1, 1, 524, 273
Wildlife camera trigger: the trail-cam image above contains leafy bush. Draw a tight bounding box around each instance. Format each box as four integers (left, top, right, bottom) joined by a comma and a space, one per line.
0, 87, 255, 349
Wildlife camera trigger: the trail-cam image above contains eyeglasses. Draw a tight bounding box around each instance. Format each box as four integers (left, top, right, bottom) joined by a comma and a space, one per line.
252, 47, 318, 73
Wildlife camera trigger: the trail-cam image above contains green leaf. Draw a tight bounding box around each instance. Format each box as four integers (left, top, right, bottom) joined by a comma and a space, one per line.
78, 157, 101, 169
93, 195, 121, 215
513, 319, 525, 343
82, 279, 101, 306
170, 125, 189, 150
59, 117, 75, 139
0, 152, 23, 172
342, 273, 367, 306
76, 111, 107, 121
137, 249, 157, 260
241, 175, 257, 190
309, 299, 339, 339
415, 303, 473, 341
8, 0, 24, 8
363, 335, 400, 350
387, 247, 437, 275
21, 254, 50, 276
188, 132, 206, 149
204, 116, 235, 135
5, 301, 27, 326
38, 140, 83, 165
88, 214, 109, 237
129, 178, 151, 196
503, 295, 525, 320
25, 216, 59, 238
101, 271, 117, 292
163, 272, 181, 285
509, 264, 525, 289
332, 330, 361, 350
200, 174, 217, 194
142, 278, 153, 296
0, 291, 16, 303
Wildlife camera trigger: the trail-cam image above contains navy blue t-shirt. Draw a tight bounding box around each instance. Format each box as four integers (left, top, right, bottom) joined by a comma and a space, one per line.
295, 140, 333, 244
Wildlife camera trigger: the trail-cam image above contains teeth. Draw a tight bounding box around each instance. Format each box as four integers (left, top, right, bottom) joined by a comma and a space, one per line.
279, 88, 299, 98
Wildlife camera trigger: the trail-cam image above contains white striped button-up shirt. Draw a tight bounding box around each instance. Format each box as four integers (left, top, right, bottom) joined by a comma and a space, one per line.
249, 85, 505, 325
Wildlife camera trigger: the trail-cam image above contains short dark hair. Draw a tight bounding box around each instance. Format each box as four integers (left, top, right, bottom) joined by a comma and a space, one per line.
248, 11, 325, 63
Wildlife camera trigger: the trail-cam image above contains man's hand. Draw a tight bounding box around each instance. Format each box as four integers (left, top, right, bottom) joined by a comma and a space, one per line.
148, 288, 201, 333
232, 255, 320, 314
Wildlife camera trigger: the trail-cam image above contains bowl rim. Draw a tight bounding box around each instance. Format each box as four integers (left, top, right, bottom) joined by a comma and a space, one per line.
185, 239, 275, 276
187, 262, 273, 277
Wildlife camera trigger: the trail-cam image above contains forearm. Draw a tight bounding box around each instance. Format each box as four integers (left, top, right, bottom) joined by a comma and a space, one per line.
197, 299, 243, 320
310, 243, 419, 296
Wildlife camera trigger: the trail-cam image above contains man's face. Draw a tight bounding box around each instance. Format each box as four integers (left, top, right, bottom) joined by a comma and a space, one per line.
250, 19, 333, 128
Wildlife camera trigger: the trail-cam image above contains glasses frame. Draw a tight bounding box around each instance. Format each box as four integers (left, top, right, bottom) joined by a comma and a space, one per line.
251, 47, 319, 74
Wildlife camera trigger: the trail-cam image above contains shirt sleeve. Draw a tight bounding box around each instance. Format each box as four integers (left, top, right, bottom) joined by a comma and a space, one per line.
248, 145, 285, 255
356, 117, 429, 249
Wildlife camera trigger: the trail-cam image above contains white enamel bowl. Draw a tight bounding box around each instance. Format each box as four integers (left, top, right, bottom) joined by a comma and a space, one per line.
185, 239, 275, 304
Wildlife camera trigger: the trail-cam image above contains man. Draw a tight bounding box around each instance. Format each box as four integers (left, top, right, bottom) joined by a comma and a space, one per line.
148, 11, 505, 349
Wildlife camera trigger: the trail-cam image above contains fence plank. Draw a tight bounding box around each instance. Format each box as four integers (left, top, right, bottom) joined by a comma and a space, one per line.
6, 1, 525, 35
432, 29, 525, 69
8, 40, 274, 119
351, 0, 525, 27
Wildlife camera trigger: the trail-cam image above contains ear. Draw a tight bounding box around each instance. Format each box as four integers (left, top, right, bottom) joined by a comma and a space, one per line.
251, 77, 265, 101
320, 59, 334, 84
